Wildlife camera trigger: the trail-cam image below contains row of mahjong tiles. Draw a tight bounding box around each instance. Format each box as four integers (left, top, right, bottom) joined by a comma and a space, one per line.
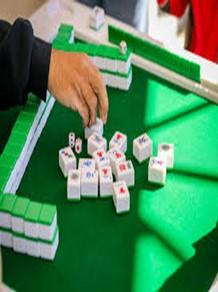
0, 193, 59, 260
54, 23, 132, 91
59, 118, 174, 213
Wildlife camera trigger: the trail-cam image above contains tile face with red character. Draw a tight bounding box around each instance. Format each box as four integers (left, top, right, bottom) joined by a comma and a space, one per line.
78, 158, 96, 172
133, 133, 152, 163
59, 147, 77, 178
112, 181, 130, 214
109, 131, 127, 153
107, 147, 126, 175
75, 138, 82, 154
148, 156, 167, 185
87, 133, 107, 156
81, 169, 98, 198
99, 166, 113, 197
67, 169, 81, 201
84, 117, 103, 140
92, 149, 110, 170
115, 160, 135, 187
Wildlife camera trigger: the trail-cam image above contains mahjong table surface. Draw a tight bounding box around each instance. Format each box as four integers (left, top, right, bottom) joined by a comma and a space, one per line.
0, 65, 218, 292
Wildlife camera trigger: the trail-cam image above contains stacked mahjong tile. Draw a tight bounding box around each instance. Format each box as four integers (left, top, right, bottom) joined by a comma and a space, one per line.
59, 118, 134, 214
133, 133, 174, 185
0, 93, 55, 194
52, 23, 74, 46
0, 193, 59, 261
53, 24, 132, 91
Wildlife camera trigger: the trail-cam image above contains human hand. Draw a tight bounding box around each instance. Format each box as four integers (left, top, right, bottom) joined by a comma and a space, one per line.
48, 49, 108, 127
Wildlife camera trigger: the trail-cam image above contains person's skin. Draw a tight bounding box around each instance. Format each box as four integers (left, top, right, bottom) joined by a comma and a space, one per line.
48, 49, 109, 128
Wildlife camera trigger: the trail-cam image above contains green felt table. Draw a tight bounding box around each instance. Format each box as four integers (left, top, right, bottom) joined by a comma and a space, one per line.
1, 66, 218, 292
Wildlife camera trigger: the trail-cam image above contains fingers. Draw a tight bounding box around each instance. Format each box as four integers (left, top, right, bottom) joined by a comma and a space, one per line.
88, 65, 109, 125
69, 86, 90, 127
77, 76, 98, 127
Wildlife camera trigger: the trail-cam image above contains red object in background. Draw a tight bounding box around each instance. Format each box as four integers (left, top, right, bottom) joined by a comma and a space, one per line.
157, 0, 218, 63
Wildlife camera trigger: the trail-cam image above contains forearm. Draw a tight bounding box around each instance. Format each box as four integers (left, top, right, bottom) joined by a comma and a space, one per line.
0, 18, 51, 110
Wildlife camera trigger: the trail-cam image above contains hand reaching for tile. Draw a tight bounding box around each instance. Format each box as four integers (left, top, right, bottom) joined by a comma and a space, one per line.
48, 49, 108, 127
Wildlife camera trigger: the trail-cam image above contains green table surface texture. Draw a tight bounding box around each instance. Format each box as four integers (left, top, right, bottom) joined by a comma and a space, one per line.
0, 65, 217, 292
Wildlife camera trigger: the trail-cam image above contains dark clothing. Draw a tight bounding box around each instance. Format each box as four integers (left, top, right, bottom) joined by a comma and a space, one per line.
0, 18, 51, 110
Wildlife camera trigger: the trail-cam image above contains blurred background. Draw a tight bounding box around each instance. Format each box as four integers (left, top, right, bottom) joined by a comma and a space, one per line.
0, 0, 188, 50
0, 0, 45, 22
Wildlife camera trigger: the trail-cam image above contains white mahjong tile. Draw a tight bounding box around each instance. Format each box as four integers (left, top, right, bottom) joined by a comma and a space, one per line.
78, 158, 96, 171
104, 58, 117, 72
40, 228, 59, 261
115, 160, 135, 187
158, 143, 174, 169
85, 117, 103, 139
92, 149, 110, 169
59, 146, 76, 177
133, 133, 153, 163
99, 166, 113, 197
13, 236, 26, 254
88, 133, 107, 156
148, 156, 167, 185
26, 239, 40, 257
67, 169, 81, 201
112, 181, 130, 214
81, 169, 98, 197
109, 131, 127, 153
1, 230, 13, 248
107, 147, 126, 175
